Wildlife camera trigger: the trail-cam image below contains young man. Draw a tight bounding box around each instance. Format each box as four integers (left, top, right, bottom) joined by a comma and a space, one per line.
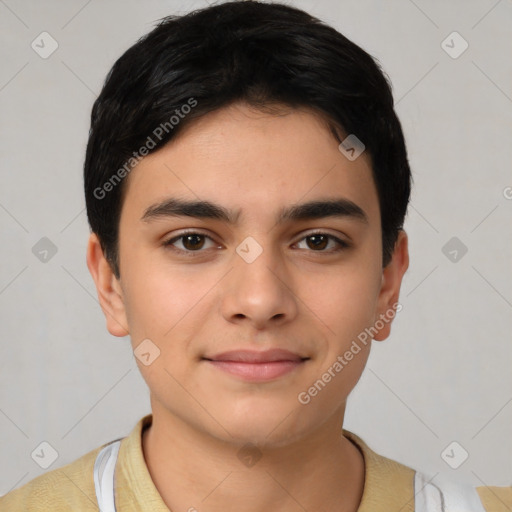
1, 1, 510, 510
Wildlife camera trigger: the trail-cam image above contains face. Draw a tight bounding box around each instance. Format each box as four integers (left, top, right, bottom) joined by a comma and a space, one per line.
87, 102, 408, 447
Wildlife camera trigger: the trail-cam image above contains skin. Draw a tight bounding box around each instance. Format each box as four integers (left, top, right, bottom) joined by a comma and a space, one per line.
87, 102, 409, 512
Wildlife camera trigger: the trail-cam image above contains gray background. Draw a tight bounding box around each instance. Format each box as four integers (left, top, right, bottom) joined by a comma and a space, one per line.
1, 0, 511, 497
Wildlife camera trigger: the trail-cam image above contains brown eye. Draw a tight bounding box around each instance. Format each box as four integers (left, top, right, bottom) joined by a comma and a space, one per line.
296, 233, 349, 252
163, 231, 216, 253
305, 234, 329, 250
181, 234, 206, 250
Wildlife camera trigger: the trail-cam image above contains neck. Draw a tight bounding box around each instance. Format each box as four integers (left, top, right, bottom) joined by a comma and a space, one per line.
142, 402, 365, 512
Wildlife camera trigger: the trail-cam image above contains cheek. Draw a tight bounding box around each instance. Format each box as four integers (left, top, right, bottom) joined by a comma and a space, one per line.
123, 256, 219, 351
124, 267, 208, 389
302, 263, 382, 339
298, 272, 378, 409
129, 275, 197, 336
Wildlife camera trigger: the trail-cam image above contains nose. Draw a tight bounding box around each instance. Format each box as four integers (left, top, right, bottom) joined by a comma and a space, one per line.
220, 239, 299, 330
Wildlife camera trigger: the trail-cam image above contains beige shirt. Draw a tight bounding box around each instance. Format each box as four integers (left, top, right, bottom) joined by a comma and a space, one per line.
1, 413, 510, 511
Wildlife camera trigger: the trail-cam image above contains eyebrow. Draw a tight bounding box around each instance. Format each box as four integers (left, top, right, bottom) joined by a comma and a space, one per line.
141, 197, 369, 225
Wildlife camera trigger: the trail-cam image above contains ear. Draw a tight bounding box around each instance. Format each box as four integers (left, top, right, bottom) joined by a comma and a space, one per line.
373, 230, 409, 342
86, 232, 130, 337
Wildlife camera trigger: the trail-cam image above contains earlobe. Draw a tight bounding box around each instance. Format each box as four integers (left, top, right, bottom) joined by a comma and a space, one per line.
86, 233, 130, 337
373, 230, 409, 342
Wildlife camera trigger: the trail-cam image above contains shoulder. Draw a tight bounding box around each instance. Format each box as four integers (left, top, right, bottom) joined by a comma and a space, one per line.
343, 429, 417, 511
0, 442, 107, 511
415, 471, 512, 512
343, 429, 512, 512
476, 485, 512, 512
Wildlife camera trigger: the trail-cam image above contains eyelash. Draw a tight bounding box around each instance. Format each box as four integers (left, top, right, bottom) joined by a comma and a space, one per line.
162, 229, 350, 257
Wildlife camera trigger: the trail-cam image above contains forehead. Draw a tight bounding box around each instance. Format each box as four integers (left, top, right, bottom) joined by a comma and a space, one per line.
120, 103, 379, 226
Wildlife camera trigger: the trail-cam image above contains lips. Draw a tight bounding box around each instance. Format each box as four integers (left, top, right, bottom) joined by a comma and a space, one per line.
204, 348, 307, 363
203, 349, 309, 382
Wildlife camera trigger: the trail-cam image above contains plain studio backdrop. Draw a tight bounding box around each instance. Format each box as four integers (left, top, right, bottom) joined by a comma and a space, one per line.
0, 0, 511, 496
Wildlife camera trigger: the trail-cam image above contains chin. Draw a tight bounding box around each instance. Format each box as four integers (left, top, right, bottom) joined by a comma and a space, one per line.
214, 408, 313, 449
